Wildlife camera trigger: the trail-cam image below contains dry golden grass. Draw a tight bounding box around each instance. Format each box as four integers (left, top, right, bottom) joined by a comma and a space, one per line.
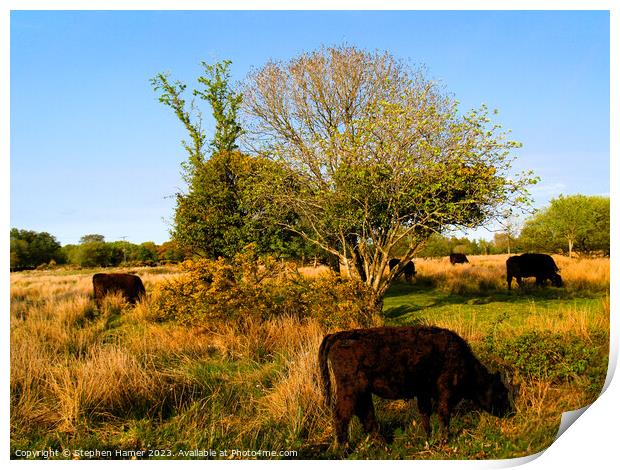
252, 319, 331, 443
10, 256, 609, 458
296, 265, 333, 279
413, 254, 608, 294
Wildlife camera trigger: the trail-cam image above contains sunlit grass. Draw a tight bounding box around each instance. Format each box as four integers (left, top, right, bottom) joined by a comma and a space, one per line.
10, 256, 609, 459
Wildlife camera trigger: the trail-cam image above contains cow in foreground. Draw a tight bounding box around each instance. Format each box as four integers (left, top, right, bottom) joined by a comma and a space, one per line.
449, 253, 469, 265
319, 326, 515, 446
388, 258, 416, 282
92, 273, 146, 307
506, 253, 563, 290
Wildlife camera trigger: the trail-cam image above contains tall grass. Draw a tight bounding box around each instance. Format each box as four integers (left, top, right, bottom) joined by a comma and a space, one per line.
412, 254, 609, 295
10, 256, 609, 459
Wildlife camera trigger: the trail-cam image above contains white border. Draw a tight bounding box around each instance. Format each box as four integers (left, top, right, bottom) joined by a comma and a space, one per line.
3, 2, 616, 468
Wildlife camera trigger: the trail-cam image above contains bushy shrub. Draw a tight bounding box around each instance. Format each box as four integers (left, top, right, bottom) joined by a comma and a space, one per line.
481, 331, 608, 384
150, 246, 380, 330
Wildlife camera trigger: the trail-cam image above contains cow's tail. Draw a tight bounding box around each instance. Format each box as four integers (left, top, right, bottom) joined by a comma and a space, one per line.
318, 333, 334, 409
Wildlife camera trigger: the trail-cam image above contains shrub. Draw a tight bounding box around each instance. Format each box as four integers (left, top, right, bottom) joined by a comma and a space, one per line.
481, 331, 608, 384
150, 247, 380, 329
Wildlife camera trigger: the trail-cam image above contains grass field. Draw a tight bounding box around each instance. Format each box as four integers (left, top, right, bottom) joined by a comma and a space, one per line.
10, 255, 609, 460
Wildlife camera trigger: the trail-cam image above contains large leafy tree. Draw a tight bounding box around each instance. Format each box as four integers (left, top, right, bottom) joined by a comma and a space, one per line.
10, 228, 64, 269
519, 194, 610, 257
152, 61, 311, 259
242, 46, 537, 304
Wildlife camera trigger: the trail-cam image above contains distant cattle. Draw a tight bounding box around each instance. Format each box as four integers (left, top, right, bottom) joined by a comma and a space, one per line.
92, 273, 146, 307
319, 326, 515, 446
388, 258, 416, 282
506, 253, 563, 290
449, 253, 469, 265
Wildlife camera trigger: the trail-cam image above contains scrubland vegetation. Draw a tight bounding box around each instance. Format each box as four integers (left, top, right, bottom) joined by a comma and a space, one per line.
10, 254, 609, 460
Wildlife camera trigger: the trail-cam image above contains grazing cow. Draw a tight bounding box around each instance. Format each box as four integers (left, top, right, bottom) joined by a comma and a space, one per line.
388, 258, 416, 282
506, 253, 563, 290
92, 273, 146, 307
319, 326, 515, 446
449, 253, 469, 265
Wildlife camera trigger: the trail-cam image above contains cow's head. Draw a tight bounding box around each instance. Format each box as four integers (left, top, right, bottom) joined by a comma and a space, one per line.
476, 372, 517, 418
552, 273, 563, 287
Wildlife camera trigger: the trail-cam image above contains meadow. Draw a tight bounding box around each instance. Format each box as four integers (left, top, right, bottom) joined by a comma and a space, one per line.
10, 255, 609, 460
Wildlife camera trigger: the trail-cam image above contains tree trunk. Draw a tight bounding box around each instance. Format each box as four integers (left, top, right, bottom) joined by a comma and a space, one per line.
568, 238, 573, 258
327, 253, 340, 274
352, 245, 367, 282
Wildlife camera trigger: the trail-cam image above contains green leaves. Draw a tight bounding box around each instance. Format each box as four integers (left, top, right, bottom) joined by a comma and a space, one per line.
153, 61, 306, 259
240, 46, 537, 300
10, 228, 64, 269
195, 60, 244, 153
519, 194, 610, 256
150, 72, 206, 173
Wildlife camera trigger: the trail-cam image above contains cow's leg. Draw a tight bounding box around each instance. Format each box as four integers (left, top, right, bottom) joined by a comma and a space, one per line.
516, 276, 523, 288
507, 274, 513, 290
355, 392, 380, 438
333, 393, 356, 446
417, 395, 433, 438
437, 400, 452, 443
436, 380, 455, 443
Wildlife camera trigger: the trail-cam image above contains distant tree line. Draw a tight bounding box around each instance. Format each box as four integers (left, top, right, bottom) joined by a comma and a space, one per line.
518, 194, 609, 257
413, 194, 609, 259
12, 193, 608, 272
10, 230, 188, 270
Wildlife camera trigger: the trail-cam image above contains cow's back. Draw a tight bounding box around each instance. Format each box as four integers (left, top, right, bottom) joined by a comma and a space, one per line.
324, 326, 477, 398
92, 273, 145, 305
450, 253, 469, 264
507, 253, 558, 276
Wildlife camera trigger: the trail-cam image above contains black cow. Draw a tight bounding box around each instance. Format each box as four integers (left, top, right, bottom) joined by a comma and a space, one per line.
506, 253, 563, 290
319, 326, 515, 446
388, 258, 416, 282
449, 253, 469, 265
92, 273, 146, 307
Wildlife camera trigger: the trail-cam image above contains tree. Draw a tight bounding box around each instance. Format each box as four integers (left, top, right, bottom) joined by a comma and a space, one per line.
157, 240, 188, 262
10, 228, 64, 269
242, 46, 536, 305
152, 61, 312, 259
194, 60, 244, 153
519, 194, 610, 257
79, 234, 105, 244
73, 241, 113, 267
588, 196, 611, 255
495, 209, 521, 255
416, 234, 453, 258
136, 242, 159, 263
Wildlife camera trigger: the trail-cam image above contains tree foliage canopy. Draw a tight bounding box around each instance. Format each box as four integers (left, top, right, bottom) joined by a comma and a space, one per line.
152, 61, 315, 259
10, 228, 64, 269
519, 194, 609, 257
241, 45, 537, 301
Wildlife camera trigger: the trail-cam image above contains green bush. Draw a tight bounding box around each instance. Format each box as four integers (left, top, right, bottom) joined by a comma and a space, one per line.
150, 246, 380, 330
481, 331, 608, 383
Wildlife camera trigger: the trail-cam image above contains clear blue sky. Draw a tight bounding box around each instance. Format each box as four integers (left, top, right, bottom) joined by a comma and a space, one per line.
10, 10, 610, 245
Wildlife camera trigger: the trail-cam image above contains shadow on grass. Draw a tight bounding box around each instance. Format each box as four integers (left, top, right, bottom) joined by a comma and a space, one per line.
383, 281, 588, 321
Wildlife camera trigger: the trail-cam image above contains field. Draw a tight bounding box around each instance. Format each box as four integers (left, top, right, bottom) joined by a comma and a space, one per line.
10, 255, 609, 460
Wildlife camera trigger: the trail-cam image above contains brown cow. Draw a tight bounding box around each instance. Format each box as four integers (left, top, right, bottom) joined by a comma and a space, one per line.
449, 253, 469, 265
319, 326, 515, 446
92, 273, 145, 307
388, 258, 416, 282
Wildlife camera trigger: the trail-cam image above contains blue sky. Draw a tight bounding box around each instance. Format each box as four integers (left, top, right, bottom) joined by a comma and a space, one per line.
10, 10, 610, 245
